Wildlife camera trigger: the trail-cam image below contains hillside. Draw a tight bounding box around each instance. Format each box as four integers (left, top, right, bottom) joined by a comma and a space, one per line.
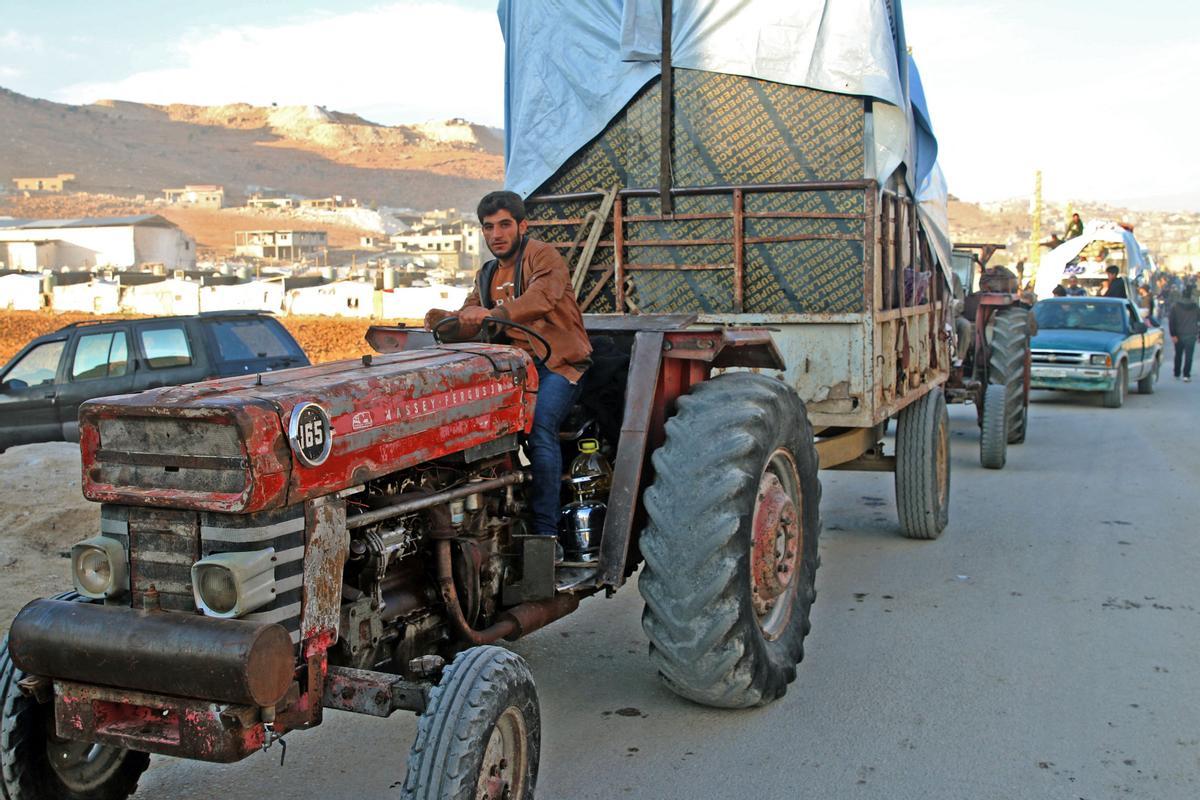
0, 88, 503, 209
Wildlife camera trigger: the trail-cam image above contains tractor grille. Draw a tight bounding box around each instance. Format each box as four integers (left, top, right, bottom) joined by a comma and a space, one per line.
101, 504, 306, 642
1031, 349, 1086, 366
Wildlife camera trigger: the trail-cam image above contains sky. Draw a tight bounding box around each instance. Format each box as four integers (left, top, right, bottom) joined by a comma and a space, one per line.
1, 0, 1197, 209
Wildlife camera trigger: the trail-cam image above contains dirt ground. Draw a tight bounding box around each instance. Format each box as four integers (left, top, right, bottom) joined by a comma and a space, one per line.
0, 442, 93, 633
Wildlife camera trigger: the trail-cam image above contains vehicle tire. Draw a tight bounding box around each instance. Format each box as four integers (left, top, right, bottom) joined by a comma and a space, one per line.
1, 593, 150, 800
638, 373, 821, 709
401, 646, 539, 800
988, 307, 1031, 444
1103, 362, 1127, 408
1137, 355, 1159, 394
895, 388, 951, 539
979, 383, 1008, 470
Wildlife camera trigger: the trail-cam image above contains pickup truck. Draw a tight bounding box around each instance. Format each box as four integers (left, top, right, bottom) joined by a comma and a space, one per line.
0, 311, 308, 451
1030, 296, 1164, 408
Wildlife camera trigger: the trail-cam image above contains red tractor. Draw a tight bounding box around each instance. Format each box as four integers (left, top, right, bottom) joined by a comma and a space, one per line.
2, 316, 821, 799
945, 244, 1034, 469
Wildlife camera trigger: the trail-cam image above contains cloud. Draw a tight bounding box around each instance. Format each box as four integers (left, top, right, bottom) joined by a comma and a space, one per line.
905, 2, 1199, 206
55, 2, 505, 126
0, 30, 44, 52
0, 65, 23, 79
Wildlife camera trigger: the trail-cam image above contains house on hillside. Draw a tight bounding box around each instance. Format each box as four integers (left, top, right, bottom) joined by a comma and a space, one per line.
120, 277, 201, 316
52, 276, 121, 314
201, 278, 285, 313
300, 196, 358, 210
247, 195, 297, 210
0, 273, 43, 310
284, 279, 374, 318
163, 184, 225, 209
0, 216, 195, 270
235, 230, 327, 260
381, 283, 469, 320
13, 174, 75, 193
391, 219, 484, 271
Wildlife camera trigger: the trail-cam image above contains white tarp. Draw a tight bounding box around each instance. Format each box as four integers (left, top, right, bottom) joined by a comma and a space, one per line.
200, 280, 286, 313
119, 278, 201, 317
498, 0, 952, 271
382, 284, 470, 321
1032, 220, 1150, 299
51, 280, 121, 314
0, 274, 42, 311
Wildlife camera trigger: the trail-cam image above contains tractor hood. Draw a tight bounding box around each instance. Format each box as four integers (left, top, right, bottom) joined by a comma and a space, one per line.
80, 345, 537, 514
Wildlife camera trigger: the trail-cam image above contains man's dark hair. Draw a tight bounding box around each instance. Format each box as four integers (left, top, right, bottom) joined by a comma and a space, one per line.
1106, 265, 1120, 276
477, 191, 526, 223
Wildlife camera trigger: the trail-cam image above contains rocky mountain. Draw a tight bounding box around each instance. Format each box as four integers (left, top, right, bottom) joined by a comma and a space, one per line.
0, 87, 504, 209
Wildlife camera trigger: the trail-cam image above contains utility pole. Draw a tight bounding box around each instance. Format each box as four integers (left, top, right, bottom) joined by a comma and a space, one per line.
1030, 170, 1043, 267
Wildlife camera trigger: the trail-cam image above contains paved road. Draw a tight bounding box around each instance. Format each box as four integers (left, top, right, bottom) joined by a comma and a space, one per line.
140, 373, 1199, 799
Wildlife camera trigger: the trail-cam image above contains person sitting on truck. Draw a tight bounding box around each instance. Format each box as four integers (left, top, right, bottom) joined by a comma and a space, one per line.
1065, 275, 1087, 296
424, 190, 593, 544
1103, 264, 1128, 298
1065, 213, 1084, 240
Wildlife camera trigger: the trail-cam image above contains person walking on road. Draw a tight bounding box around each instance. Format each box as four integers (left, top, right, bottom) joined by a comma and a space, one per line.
1168, 287, 1199, 382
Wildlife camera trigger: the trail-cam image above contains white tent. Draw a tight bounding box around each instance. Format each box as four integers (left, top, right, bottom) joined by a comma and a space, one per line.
200, 280, 286, 313
285, 280, 376, 318
120, 278, 201, 316
381, 284, 470, 321
1033, 220, 1150, 299
51, 280, 121, 314
0, 274, 43, 311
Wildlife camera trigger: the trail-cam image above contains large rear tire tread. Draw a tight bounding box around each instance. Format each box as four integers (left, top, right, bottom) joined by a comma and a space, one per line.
638, 373, 821, 709
402, 646, 539, 800
988, 307, 1031, 444
895, 388, 951, 540
1, 593, 149, 800
979, 384, 1008, 470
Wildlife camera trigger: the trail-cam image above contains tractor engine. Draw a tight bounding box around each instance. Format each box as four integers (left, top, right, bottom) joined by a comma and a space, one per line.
8, 342, 559, 762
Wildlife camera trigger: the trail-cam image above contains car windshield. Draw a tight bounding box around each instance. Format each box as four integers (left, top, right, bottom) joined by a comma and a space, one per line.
1034, 301, 1126, 333
209, 318, 303, 362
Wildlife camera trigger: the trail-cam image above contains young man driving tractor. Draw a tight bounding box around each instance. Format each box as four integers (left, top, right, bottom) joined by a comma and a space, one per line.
425, 190, 592, 542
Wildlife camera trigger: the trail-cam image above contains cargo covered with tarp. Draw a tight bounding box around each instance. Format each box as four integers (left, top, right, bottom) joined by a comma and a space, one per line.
498, 0, 951, 319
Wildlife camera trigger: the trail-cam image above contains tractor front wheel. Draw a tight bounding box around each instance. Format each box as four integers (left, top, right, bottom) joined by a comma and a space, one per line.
979, 383, 1008, 470
638, 373, 822, 709
401, 646, 539, 800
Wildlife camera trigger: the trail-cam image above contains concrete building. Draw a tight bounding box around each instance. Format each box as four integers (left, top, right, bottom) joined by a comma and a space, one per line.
234, 230, 328, 260
0, 215, 196, 270
13, 174, 75, 192
300, 196, 358, 210
163, 184, 225, 208
391, 219, 484, 271
247, 196, 297, 210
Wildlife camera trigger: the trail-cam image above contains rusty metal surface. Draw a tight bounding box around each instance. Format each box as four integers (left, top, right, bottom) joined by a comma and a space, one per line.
582, 313, 697, 332
321, 665, 429, 716
53, 680, 266, 763
79, 345, 538, 514
814, 427, 878, 470
365, 326, 436, 353
300, 496, 348, 644
599, 330, 664, 588
10, 599, 295, 707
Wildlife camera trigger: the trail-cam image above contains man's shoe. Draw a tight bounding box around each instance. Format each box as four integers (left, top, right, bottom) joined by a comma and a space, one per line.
1185, 377, 1192, 383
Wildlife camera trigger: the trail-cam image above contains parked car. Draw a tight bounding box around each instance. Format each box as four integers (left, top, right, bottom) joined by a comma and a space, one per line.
1030, 296, 1164, 408
0, 311, 309, 451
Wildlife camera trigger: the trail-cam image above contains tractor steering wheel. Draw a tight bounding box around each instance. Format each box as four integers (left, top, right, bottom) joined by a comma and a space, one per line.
431, 315, 552, 370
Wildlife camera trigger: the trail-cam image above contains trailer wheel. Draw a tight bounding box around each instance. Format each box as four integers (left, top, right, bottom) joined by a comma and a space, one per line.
979, 383, 1008, 470
895, 388, 951, 539
638, 373, 821, 708
1103, 363, 1127, 408
401, 646, 539, 800
988, 307, 1031, 444
1, 593, 149, 800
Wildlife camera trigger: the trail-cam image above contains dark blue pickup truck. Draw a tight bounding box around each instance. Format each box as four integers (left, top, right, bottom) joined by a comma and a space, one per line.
0, 311, 308, 451
1030, 296, 1164, 408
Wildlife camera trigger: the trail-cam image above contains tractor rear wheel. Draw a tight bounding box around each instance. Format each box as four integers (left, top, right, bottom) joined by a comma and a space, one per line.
402, 646, 539, 800
895, 388, 951, 539
979, 383, 1008, 470
988, 307, 1031, 444
638, 373, 821, 709
1, 593, 150, 800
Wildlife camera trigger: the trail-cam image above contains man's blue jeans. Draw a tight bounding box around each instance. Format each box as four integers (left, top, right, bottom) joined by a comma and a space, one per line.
528, 365, 581, 537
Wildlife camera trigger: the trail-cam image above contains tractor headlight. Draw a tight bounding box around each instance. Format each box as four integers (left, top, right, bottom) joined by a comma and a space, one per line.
1090, 354, 1112, 367
191, 549, 276, 619
71, 535, 129, 599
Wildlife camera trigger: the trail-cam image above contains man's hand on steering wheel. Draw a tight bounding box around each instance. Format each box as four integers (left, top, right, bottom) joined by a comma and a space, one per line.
457, 306, 489, 327
431, 314, 553, 369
